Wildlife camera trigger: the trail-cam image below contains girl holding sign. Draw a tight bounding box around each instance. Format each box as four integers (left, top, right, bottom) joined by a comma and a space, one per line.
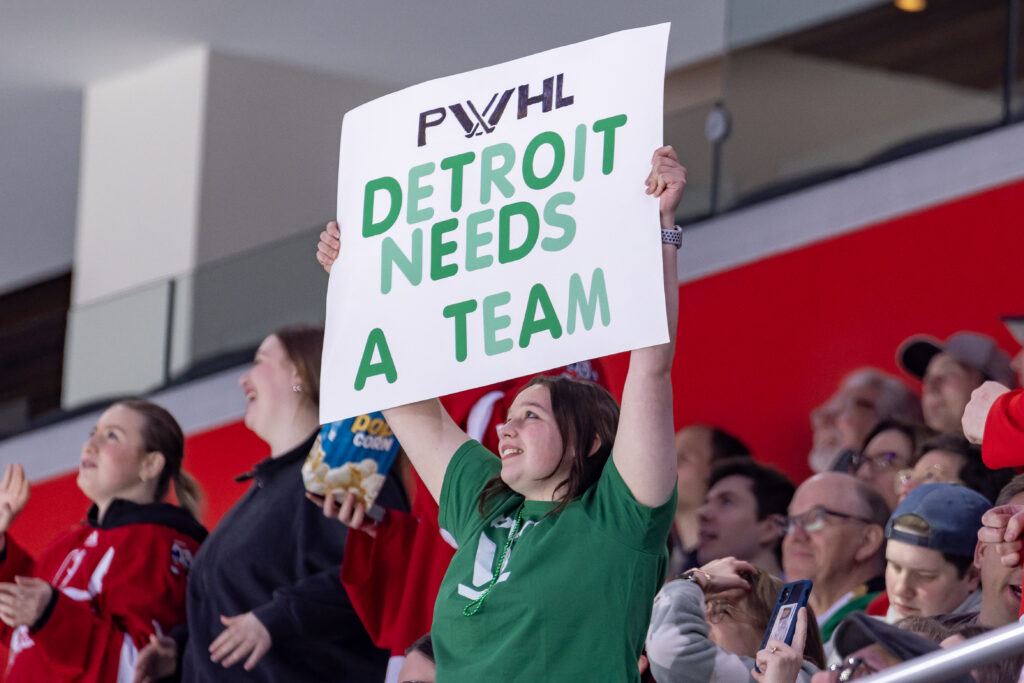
317, 146, 685, 681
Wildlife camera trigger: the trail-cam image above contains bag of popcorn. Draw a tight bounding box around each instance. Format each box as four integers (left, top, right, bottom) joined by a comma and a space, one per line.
303, 412, 401, 518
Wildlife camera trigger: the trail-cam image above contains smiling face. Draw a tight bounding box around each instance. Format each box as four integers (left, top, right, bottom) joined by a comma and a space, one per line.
976, 491, 1024, 627
885, 540, 977, 619
78, 404, 161, 510
239, 334, 302, 441
496, 384, 568, 501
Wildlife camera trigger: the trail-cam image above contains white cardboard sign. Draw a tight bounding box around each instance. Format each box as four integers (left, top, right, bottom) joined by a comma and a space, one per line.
321, 23, 670, 422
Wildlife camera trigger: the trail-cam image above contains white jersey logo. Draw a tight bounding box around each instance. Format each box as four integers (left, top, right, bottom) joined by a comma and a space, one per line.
53, 548, 87, 588
456, 513, 537, 600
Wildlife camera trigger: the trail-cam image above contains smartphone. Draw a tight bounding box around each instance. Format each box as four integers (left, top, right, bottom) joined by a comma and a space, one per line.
754, 579, 812, 673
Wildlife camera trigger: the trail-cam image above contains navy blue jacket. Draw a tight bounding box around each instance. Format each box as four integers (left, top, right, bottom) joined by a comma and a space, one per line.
180, 432, 408, 682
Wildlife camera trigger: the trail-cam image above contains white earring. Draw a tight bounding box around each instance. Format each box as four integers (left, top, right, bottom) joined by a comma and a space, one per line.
292, 384, 303, 393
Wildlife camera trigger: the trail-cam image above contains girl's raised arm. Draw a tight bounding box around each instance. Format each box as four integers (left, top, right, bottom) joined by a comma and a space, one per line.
316, 223, 469, 502
612, 146, 685, 507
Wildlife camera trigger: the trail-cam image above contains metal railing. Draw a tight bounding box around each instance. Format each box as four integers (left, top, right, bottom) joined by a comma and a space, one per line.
863, 620, 1024, 682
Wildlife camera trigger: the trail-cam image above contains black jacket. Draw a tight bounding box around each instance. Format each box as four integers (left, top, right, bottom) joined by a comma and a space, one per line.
180, 432, 408, 682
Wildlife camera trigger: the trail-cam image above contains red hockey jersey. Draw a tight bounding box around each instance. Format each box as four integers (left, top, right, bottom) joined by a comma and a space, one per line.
1, 500, 206, 682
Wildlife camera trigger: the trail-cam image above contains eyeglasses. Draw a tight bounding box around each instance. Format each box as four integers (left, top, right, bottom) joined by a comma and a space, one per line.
897, 465, 962, 489
850, 450, 907, 473
828, 656, 880, 680
704, 598, 754, 625
785, 506, 875, 535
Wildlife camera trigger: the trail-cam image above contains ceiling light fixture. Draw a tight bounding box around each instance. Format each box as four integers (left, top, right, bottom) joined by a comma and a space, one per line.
894, 0, 927, 11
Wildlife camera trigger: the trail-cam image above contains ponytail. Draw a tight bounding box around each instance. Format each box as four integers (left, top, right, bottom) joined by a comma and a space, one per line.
173, 469, 203, 520
115, 399, 205, 520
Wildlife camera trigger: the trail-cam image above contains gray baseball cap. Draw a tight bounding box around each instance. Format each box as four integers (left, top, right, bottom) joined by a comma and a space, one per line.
897, 331, 1016, 388
1002, 315, 1024, 346
833, 612, 974, 683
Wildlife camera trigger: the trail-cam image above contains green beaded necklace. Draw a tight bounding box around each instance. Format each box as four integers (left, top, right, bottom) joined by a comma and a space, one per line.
462, 504, 525, 617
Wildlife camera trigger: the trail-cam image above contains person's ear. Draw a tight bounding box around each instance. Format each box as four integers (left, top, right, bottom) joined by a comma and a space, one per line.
758, 514, 786, 547
964, 563, 981, 592
973, 539, 986, 569
588, 436, 602, 458
853, 524, 885, 563
140, 451, 166, 483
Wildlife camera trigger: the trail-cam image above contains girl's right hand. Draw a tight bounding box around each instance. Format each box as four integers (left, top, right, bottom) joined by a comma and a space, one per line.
0, 464, 30, 536
309, 490, 379, 538
316, 220, 341, 274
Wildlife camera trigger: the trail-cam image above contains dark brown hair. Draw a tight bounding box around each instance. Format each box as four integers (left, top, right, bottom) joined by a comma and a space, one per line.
918, 433, 1013, 504
477, 374, 619, 517
404, 633, 434, 661
709, 458, 794, 565
996, 472, 1024, 506
895, 615, 951, 643
859, 419, 935, 469
275, 325, 324, 406
116, 399, 202, 519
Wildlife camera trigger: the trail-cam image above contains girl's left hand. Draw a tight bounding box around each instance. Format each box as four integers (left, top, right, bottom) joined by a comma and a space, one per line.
751, 607, 808, 683
0, 576, 54, 628
645, 146, 687, 226
209, 612, 272, 670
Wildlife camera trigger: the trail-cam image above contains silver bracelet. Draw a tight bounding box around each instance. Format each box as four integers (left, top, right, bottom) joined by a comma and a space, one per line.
661, 225, 682, 249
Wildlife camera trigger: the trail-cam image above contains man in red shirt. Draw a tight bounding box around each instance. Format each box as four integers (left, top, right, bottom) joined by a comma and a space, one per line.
964, 316, 1024, 618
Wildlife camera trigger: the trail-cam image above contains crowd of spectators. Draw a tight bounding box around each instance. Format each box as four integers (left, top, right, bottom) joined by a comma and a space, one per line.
644, 322, 1024, 682
2, 140, 1023, 683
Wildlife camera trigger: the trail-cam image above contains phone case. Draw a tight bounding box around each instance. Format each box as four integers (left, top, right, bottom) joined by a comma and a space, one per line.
754, 579, 813, 672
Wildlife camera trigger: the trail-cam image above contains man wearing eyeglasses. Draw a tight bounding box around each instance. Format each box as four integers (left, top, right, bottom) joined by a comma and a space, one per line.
782, 473, 891, 644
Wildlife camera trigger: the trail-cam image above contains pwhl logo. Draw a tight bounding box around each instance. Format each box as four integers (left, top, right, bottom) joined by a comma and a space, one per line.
417, 73, 574, 147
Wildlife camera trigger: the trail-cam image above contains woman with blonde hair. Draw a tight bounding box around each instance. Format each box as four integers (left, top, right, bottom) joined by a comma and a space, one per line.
0, 399, 206, 682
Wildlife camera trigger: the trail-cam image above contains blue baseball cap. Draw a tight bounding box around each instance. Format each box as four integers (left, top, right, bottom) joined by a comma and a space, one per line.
885, 483, 990, 557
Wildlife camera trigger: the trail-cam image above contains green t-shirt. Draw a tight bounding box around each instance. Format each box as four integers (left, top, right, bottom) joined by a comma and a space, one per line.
433, 440, 676, 682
